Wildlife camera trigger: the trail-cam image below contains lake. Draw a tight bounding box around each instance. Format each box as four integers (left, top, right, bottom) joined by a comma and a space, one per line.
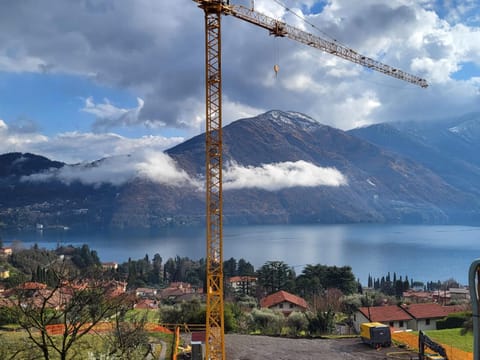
2, 224, 480, 285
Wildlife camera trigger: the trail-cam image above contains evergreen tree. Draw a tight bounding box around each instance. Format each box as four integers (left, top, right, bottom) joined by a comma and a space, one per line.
238, 258, 255, 276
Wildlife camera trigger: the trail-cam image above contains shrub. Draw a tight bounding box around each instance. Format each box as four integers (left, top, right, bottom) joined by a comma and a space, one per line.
250, 308, 285, 335
286, 311, 308, 336
436, 311, 471, 330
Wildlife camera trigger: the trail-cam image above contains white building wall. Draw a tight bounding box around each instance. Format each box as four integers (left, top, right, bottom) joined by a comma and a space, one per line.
269, 301, 301, 314
353, 311, 409, 332
353, 312, 370, 333
411, 318, 438, 331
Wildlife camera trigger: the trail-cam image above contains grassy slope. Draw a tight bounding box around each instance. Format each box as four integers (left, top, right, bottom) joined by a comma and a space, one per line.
424, 329, 473, 353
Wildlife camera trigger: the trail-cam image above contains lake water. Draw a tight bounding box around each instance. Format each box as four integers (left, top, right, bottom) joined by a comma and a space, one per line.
3, 224, 480, 285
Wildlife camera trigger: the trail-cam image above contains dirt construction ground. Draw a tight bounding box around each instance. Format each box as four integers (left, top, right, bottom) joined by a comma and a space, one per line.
225, 334, 418, 360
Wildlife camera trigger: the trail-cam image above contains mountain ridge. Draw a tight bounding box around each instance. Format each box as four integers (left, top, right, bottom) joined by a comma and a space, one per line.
2, 110, 480, 230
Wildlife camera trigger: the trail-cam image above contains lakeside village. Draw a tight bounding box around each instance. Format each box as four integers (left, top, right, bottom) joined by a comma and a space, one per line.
0, 241, 474, 358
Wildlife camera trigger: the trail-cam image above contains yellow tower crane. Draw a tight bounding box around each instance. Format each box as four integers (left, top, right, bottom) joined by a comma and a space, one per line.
193, 1, 428, 358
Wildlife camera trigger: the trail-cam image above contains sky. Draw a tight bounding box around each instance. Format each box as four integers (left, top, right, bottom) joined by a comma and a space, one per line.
0, 0, 480, 180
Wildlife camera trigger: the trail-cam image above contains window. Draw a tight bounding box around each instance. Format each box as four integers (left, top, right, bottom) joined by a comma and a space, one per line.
426, 319, 430, 325
279, 304, 283, 309
290, 303, 294, 309
389, 322, 394, 327
399, 321, 404, 327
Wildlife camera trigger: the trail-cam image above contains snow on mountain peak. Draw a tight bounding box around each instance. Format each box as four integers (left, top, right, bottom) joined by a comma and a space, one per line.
263, 110, 324, 131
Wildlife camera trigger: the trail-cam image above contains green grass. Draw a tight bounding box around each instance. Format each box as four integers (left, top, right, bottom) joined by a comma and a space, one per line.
0, 322, 175, 359
422, 329, 473, 353
126, 308, 160, 323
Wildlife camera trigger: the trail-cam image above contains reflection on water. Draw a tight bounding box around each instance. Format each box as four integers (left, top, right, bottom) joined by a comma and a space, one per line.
3, 224, 480, 285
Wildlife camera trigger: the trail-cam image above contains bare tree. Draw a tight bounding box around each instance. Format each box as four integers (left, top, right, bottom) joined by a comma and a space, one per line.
103, 299, 150, 359
7, 266, 129, 360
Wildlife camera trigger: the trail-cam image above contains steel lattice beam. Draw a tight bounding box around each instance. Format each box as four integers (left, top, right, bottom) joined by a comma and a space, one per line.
203, 2, 225, 359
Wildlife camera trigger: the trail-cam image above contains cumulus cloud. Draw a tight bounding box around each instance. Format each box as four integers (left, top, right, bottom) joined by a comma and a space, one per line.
20, 153, 347, 192
0, 119, 183, 163
22, 151, 201, 188
223, 160, 347, 191
0, 119, 49, 151
0, 53, 47, 73
82, 97, 152, 131
0, 0, 480, 132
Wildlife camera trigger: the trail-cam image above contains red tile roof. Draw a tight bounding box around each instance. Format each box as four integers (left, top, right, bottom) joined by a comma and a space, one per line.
260, 290, 308, 310
135, 299, 158, 310
359, 305, 412, 322
18, 282, 47, 290
399, 303, 452, 319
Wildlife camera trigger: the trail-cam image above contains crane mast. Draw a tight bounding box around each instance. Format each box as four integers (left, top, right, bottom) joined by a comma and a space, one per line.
193, 1, 427, 359
198, 2, 225, 360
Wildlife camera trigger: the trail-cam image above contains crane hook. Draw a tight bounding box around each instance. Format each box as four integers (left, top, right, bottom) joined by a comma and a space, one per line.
274, 64, 280, 78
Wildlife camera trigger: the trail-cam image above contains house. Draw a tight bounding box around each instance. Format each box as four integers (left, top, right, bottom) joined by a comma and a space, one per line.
354, 303, 465, 332
228, 276, 257, 296
402, 290, 432, 303
0, 268, 10, 279
104, 280, 127, 297
135, 287, 158, 298
159, 282, 201, 302
135, 299, 159, 310
260, 290, 308, 316
0, 247, 13, 257
448, 288, 470, 301
399, 303, 452, 331
18, 282, 48, 291
354, 305, 412, 332
101, 262, 118, 271
432, 290, 451, 305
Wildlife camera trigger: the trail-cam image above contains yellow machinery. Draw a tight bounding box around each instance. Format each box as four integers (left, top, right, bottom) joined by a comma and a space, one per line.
418, 330, 447, 360
192, 1, 428, 358
360, 322, 391, 348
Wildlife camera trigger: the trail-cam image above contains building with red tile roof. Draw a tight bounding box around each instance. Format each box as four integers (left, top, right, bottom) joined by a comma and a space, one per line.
355, 303, 466, 332
355, 305, 412, 332
18, 282, 47, 290
260, 290, 308, 316
402, 290, 432, 303
228, 276, 257, 296
134, 299, 159, 310
158, 282, 202, 302
399, 303, 463, 331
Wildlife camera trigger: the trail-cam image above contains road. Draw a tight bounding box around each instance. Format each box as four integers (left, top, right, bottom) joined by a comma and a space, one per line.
225, 334, 418, 360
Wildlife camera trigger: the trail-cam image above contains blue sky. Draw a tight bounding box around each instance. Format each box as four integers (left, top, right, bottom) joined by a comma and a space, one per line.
0, 0, 479, 163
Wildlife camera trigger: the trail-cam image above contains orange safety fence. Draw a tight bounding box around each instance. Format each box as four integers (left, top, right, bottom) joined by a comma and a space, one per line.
172, 326, 180, 360
46, 322, 173, 336
392, 331, 473, 360
144, 323, 174, 334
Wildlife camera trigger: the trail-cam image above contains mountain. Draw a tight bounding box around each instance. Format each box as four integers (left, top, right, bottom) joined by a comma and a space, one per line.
0, 152, 64, 178
0, 153, 119, 229
348, 112, 480, 197
2, 110, 480, 230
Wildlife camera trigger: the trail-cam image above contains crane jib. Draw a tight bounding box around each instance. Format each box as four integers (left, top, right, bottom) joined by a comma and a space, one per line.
228, 4, 428, 88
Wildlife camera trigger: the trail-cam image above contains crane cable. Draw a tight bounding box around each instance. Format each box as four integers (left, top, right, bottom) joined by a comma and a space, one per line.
270, 0, 348, 47
269, 0, 414, 89
268, 0, 350, 78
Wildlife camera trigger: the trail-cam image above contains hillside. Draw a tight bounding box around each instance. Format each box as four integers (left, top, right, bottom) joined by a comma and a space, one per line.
1, 111, 480, 230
